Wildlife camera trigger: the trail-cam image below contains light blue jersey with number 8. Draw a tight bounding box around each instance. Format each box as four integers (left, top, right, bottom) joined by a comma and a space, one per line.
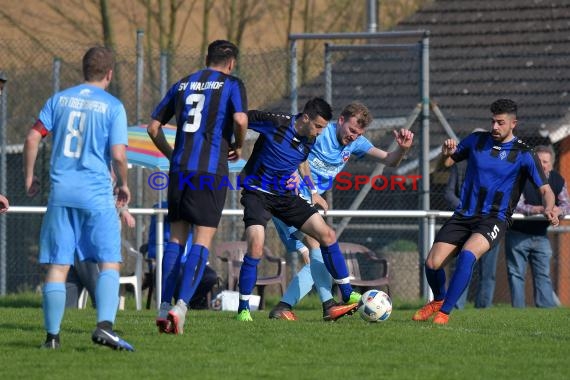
39, 83, 128, 209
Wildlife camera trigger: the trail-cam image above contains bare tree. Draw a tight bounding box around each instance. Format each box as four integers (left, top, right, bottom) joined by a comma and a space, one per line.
216, 0, 267, 48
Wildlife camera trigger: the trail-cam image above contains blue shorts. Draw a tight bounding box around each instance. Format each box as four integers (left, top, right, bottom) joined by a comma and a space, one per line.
39, 206, 121, 265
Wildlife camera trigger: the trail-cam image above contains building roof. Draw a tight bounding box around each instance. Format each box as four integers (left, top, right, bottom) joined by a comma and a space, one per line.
269, 0, 570, 144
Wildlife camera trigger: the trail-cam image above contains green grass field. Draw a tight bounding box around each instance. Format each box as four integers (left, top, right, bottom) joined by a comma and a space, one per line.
0, 293, 568, 379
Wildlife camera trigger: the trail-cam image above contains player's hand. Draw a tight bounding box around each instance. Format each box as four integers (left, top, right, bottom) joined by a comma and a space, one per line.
286, 172, 301, 194
228, 145, 242, 162
393, 129, 414, 150
121, 210, 136, 228
25, 176, 40, 198
0, 194, 9, 214
115, 184, 131, 209
312, 193, 328, 215
441, 139, 457, 157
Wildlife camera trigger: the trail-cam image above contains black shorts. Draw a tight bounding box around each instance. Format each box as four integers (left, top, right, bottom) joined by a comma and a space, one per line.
167, 171, 228, 227
434, 214, 507, 249
240, 189, 318, 229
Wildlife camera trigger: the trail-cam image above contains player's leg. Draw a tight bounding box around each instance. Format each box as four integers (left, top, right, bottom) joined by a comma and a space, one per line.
475, 243, 500, 308
505, 230, 529, 308
39, 206, 75, 349
85, 208, 134, 351
169, 174, 226, 333
530, 236, 556, 308
435, 218, 505, 324
236, 224, 265, 320
73, 252, 99, 308
413, 215, 469, 322
270, 217, 312, 319
298, 214, 357, 304
237, 190, 272, 321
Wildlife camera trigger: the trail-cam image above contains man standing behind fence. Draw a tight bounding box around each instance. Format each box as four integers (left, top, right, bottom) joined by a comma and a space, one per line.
23, 46, 134, 350
505, 145, 569, 308
147, 40, 248, 335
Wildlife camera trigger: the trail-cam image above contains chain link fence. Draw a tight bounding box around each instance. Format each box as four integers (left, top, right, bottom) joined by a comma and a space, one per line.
1, 36, 568, 307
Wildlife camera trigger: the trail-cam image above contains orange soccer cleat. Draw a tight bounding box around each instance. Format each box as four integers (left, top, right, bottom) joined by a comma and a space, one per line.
412, 299, 444, 321
433, 311, 449, 325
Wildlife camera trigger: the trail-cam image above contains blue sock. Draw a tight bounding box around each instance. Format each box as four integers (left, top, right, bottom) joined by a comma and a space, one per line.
96, 269, 120, 324
238, 255, 260, 311
320, 242, 353, 302
309, 248, 333, 303
178, 245, 208, 304
441, 250, 477, 314
43, 282, 66, 335
425, 267, 447, 301
161, 242, 184, 304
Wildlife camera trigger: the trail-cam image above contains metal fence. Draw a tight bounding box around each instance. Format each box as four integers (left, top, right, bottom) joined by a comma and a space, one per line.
1, 34, 569, 307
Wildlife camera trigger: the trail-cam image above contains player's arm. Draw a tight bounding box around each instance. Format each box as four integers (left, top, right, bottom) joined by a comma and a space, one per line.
111, 143, 130, 208
298, 160, 328, 212
147, 120, 174, 160
23, 119, 48, 197
229, 112, 248, 161
366, 129, 414, 167
539, 184, 559, 226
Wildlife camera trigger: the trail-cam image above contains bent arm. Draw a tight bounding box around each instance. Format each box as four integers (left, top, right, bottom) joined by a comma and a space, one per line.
147, 120, 173, 160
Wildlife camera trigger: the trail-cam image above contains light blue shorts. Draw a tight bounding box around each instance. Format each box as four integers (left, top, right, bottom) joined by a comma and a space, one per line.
39, 206, 121, 265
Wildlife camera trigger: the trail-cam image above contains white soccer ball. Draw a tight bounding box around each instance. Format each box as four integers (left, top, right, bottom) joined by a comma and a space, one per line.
358, 289, 392, 322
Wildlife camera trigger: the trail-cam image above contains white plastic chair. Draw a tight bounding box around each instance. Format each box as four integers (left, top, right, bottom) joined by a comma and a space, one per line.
119, 240, 144, 311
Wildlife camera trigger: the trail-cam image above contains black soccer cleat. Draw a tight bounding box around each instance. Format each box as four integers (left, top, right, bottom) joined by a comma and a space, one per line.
91, 327, 135, 352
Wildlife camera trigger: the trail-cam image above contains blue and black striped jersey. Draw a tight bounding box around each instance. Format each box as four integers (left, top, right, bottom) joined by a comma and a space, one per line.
452, 131, 547, 223
151, 68, 247, 176
241, 110, 316, 195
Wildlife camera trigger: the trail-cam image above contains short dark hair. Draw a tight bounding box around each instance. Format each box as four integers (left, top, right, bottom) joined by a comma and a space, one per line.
302, 97, 333, 122
490, 98, 517, 117
82, 46, 115, 82
340, 102, 372, 128
206, 40, 239, 66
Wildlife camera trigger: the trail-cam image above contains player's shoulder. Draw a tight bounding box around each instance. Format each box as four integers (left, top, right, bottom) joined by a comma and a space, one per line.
512, 137, 534, 153
247, 110, 292, 124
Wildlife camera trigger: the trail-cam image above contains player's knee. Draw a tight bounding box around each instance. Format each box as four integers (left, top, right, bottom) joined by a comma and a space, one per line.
319, 227, 336, 246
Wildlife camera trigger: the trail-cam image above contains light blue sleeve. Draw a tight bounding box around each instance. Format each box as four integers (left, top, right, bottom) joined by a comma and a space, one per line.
110, 102, 128, 146
38, 95, 57, 132
351, 136, 374, 158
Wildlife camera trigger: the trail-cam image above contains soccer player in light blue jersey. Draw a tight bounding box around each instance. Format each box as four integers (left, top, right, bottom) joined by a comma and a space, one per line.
268, 102, 414, 321
412, 98, 559, 325
23, 46, 134, 351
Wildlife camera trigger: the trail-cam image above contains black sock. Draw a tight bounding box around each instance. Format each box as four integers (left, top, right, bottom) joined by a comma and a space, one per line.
96, 320, 113, 331
276, 301, 292, 310
322, 299, 336, 310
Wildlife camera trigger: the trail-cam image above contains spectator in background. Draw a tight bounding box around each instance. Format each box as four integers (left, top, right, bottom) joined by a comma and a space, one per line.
0, 71, 8, 213
505, 145, 569, 308
444, 144, 500, 309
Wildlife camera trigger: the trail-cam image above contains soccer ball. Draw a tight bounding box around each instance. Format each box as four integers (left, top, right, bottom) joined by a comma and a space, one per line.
357, 289, 392, 322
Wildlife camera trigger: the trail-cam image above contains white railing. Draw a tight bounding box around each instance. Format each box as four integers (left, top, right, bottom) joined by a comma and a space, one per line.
4, 206, 566, 306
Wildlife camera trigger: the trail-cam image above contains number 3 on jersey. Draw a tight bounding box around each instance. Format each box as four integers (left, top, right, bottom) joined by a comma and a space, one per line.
64, 110, 86, 158
183, 93, 205, 133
